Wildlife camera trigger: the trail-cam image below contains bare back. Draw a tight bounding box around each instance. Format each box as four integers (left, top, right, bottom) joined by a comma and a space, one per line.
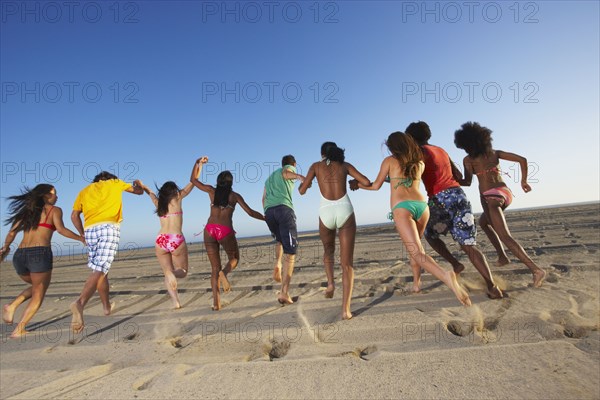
206, 191, 238, 228
18, 205, 57, 248
385, 156, 426, 208
158, 195, 185, 234
314, 161, 351, 200
463, 150, 506, 193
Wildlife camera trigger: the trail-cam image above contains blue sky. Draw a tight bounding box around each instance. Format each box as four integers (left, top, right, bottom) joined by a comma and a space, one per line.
1, 1, 599, 255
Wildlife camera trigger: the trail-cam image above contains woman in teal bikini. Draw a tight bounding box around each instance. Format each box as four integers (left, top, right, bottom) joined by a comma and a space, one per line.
191, 156, 265, 311
354, 132, 471, 306
454, 121, 545, 287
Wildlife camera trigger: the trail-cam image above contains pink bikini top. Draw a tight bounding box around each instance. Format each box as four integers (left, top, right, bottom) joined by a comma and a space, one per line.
160, 211, 183, 219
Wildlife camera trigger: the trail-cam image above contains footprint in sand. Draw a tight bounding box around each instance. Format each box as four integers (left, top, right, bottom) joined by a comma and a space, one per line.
132, 373, 157, 391
268, 338, 290, 360
359, 345, 379, 361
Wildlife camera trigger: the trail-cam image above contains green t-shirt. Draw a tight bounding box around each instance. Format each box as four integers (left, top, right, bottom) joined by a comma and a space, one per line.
264, 165, 296, 212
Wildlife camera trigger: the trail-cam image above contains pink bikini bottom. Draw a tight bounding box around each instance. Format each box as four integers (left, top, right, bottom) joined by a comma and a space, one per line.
156, 233, 185, 253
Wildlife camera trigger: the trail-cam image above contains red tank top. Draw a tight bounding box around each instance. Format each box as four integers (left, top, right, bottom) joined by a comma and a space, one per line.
421, 145, 460, 197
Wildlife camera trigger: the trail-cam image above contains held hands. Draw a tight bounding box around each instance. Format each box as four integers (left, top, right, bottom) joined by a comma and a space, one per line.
0, 246, 8, 262
197, 156, 209, 164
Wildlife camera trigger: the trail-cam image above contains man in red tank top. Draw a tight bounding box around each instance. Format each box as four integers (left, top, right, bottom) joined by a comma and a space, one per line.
406, 121, 503, 299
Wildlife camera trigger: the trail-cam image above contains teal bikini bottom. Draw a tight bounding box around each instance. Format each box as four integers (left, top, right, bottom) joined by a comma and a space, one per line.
388, 200, 428, 221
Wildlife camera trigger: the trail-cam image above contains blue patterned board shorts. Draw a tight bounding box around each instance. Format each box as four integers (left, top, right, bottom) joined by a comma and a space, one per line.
84, 224, 121, 274
424, 187, 477, 246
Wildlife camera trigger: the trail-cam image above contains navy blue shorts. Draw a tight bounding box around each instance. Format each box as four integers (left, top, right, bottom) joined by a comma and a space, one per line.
265, 205, 298, 255
13, 246, 53, 275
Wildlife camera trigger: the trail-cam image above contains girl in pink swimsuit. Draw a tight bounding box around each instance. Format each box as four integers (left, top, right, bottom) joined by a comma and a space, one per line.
191, 156, 265, 311
454, 121, 546, 287
139, 179, 194, 309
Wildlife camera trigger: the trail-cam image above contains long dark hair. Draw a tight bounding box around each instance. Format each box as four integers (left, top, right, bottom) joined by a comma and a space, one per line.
454, 122, 494, 158
321, 141, 345, 163
156, 181, 180, 217
4, 184, 55, 232
386, 132, 423, 181
213, 171, 233, 207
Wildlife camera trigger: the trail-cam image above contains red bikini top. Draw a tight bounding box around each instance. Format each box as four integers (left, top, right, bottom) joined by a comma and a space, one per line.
38, 206, 56, 231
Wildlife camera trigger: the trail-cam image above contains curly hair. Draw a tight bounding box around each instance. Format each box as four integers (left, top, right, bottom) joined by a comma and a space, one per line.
213, 171, 233, 208
405, 121, 431, 146
4, 184, 55, 232
321, 141, 345, 163
386, 132, 423, 181
454, 122, 494, 158
156, 181, 181, 217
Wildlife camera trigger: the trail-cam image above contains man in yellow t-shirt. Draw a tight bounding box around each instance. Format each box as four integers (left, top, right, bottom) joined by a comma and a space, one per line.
69, 171, 143, 333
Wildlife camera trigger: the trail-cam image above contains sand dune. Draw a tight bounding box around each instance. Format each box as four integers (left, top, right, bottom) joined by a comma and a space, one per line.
1, 203, 598, 399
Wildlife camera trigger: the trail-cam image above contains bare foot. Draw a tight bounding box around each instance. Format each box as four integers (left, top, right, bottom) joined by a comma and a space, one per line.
70, 301, 84, 333
453, 263, 465, 275
412, 278, 422, 293
487, 285, 504, 299
496, 256, 510, 267
219, 271, 231, 293
103, 301, 115, 316
273, 265, 282, 283
211, 303, 221, 311
277, 295, 294, 305
10, 324, 29, 338
342, 312, 353, 320
446, 271, 472, 306
324, 284, 335, 299
3, 304, 14, 324
532, 269, 546, 288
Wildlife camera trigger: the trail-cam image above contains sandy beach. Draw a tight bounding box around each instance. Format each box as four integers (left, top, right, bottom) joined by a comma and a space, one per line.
1, 202, 598, 399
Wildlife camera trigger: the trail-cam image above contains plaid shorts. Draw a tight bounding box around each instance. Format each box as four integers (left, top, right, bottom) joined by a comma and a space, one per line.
84, 224, 121, 274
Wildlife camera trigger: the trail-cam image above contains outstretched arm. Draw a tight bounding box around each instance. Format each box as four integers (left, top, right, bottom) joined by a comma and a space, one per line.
497, 150, 531, 192
190, 156, 215, 194
235, 193, 265, 221
282, 166, 305, 183
298, 163, 316, 195
127, 180, 144, 195
52, 207, 85, 244
346, 162, 371, 187
138, 180, 159, 207
0, 222, 19, 262
179, 182, 195, 198
358, 158, 390, 191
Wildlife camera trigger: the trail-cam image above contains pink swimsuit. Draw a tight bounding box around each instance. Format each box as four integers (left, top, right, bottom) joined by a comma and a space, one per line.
155, 233, 185, 253
205, 224, 235, 241
482, 186, 513, 208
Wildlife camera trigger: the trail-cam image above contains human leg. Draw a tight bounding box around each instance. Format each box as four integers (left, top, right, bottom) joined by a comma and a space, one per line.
278, 253, 296, 305
70, 270, 106, 333
167, 238, 189, 278
484, 199, 546, 287
338, 214, 356, 319
204, 230, 222, 310
11, 271, 52, 338
155, 246, 181, 309
219, 234, 240, 293
319, 219, 336, 298
273, 242, 283, 283
479, 210, 510, 266
393, 208, 471, 306
461, 244, 503, 298
3, 274, 33, 325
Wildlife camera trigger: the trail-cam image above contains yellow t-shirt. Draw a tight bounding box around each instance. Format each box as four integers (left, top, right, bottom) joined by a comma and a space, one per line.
73, 179, 132, 228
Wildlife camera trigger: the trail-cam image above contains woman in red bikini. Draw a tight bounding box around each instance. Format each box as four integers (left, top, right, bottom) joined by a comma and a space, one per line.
138, 179, 194, 309
0, 184, 84, 337
190, 156, 265, 311
454, 121, 546, 287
